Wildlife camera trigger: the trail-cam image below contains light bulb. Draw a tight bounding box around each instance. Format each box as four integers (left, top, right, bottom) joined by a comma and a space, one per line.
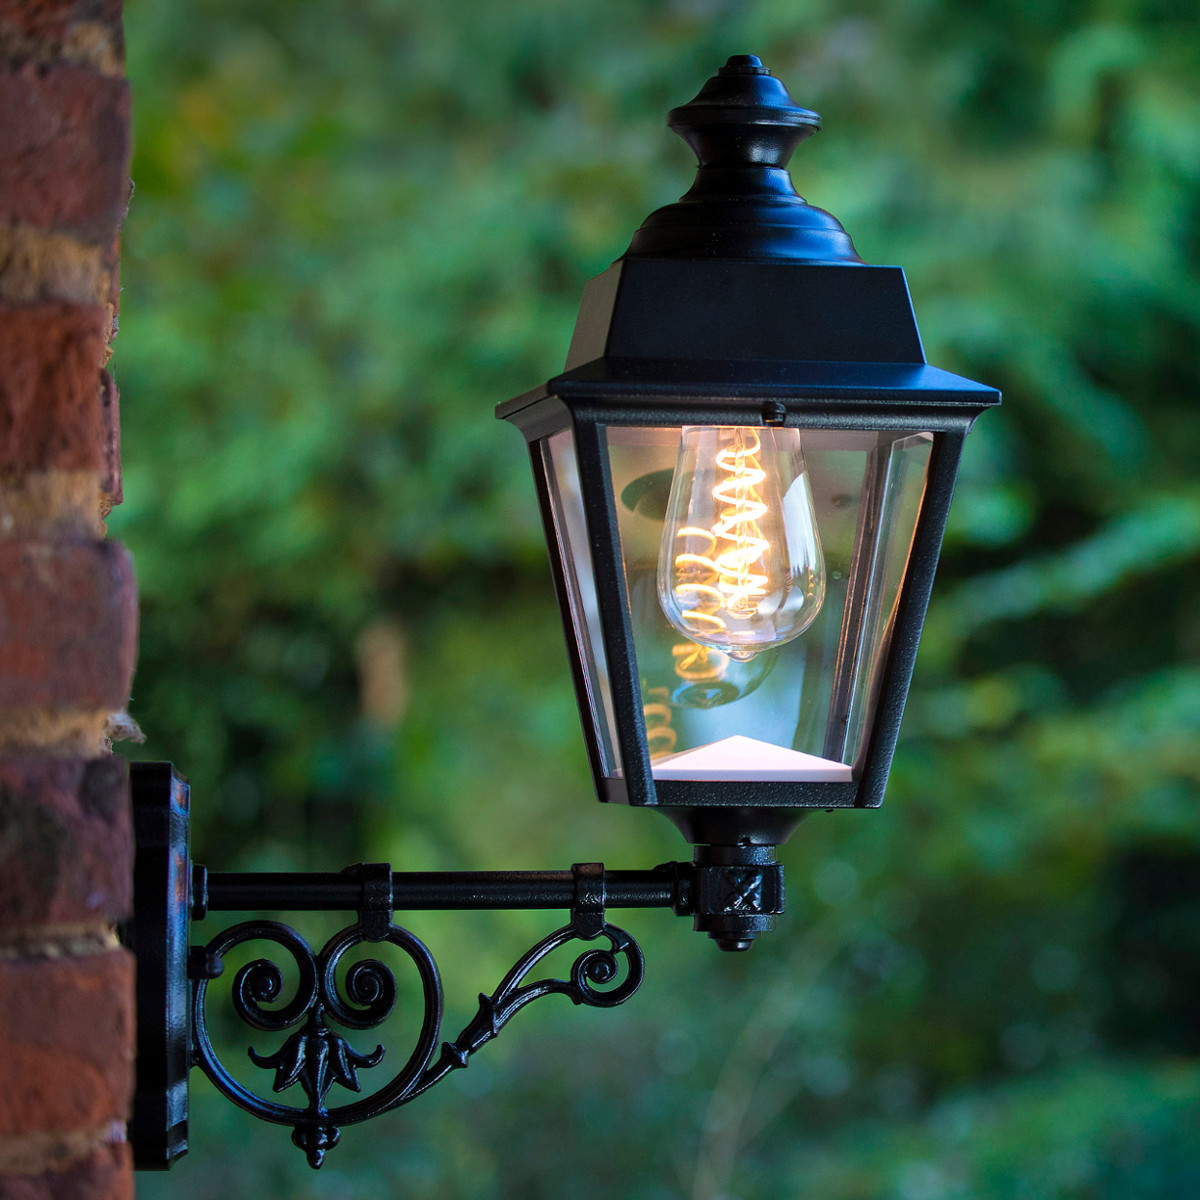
657, 425, 825, 661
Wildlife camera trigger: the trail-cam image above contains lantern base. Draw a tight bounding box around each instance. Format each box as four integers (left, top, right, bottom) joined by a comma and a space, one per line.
658, 803, 813, 850
690, 844, 784, 951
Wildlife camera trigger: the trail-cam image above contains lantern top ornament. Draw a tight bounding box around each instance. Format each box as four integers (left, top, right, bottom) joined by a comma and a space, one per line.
624, 54, 861, 263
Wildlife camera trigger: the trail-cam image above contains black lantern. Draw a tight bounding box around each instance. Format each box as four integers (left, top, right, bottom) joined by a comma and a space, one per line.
499, 55, 999, 946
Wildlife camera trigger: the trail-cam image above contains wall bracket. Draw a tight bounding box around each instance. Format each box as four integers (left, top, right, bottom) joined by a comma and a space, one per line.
122, 763, 785, 1169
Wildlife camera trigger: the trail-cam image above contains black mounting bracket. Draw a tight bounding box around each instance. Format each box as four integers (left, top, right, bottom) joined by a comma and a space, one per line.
122, 763, 785, 1170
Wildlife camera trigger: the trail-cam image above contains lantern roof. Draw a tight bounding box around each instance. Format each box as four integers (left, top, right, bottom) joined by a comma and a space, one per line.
497, 258, 1000, 422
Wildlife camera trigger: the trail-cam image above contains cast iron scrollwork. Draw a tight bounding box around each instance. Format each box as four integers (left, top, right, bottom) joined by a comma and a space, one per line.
189, 887, 644, 1167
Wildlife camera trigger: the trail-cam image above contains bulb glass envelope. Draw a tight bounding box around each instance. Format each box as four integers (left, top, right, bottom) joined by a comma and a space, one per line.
499, 258, 1000, 848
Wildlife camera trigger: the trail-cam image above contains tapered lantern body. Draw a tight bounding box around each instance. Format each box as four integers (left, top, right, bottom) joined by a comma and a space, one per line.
500, 56, 999, 856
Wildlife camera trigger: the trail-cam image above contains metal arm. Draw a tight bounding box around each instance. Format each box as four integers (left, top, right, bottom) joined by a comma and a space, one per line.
195, 863, 688, 915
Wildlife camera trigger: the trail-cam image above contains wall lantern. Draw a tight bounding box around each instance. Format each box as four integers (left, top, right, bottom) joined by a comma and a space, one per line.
124, 55, 999, 1173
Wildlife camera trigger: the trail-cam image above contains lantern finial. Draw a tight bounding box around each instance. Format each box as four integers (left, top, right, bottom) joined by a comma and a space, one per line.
668, 53, 821, 170
623, 55, 862, 263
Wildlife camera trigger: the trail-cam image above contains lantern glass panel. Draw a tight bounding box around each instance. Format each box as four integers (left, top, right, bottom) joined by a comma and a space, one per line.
607, 424, 933, 783
542, 429, 622, 775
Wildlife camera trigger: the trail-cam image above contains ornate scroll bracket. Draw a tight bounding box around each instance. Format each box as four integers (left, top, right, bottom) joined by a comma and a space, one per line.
124, 763, 784, 1171
188, 864, 644, 1168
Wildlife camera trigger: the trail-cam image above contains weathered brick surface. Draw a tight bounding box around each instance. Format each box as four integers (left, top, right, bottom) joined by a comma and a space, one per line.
0, 757, 130, 934
98, 370, 120, 511
0, 540, 137, 710
0, 302, 109, 472
0, 63, 129, 239
0, 1, 134, 1194
0, 950, 134, 1139
0, 1142, 132, 1200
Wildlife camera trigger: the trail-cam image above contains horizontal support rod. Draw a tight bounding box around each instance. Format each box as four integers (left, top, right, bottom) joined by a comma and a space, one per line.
201, 868, 683, 915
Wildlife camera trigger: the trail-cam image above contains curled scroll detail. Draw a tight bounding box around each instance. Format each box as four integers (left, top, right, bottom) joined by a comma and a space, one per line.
190, 915, 643, 1167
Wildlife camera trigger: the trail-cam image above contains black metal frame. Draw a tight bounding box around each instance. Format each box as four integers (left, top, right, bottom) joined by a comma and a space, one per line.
498, 274, 993, 846
125, 764, 785, 1170
495, 55, 999, 851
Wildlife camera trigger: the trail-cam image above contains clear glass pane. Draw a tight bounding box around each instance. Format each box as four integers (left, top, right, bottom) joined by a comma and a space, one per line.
543, 429, 621, 776
607, 424, 932, 783
842, 433, 933, 762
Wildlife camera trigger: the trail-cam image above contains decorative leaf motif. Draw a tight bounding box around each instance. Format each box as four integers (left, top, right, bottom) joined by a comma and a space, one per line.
329, 1030, 384, 1092
249, 1028, 308, 1093
249, 1007, 385, 1109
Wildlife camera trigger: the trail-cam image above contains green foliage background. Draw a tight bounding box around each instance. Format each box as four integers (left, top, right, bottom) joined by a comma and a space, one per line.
118, 1, 1199, 1197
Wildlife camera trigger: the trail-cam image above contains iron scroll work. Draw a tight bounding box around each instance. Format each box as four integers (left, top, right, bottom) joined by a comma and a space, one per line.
125, 763, 785, 1170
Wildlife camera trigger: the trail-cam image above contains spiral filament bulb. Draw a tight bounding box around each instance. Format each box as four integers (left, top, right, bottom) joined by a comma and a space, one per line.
671, 525, 727, 641
658, 425, 826, 660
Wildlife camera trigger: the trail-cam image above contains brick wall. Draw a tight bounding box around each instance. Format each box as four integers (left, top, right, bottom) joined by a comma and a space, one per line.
0, 2, 138, 1197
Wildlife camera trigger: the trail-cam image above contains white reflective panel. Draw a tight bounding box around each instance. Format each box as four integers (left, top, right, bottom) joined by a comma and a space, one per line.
650, 735, 852, 782
607, 425, 932, 782
543, 429, 622, 776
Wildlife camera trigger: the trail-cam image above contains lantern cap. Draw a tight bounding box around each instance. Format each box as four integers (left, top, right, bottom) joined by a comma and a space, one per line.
624, 55, 861, 263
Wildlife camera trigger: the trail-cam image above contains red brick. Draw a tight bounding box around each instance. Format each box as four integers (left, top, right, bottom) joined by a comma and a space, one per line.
0, 756, 130, 934
0, 62, 129, 239
0, 950, 134, 1138
0, 540, 137, 710
0, 1142, 132, 1200
0, 302, 109, 472
97, 371, 120, 510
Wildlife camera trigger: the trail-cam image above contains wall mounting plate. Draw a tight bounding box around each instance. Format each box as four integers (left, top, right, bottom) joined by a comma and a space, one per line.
122, 762, 191, 1169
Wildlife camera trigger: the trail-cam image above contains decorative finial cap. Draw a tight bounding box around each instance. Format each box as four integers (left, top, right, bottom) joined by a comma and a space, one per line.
667, 54, 822, 169
623, 55, 861, 264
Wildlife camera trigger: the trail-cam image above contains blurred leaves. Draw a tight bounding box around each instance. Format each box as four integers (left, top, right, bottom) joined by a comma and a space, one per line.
116, 0, 1198, 1196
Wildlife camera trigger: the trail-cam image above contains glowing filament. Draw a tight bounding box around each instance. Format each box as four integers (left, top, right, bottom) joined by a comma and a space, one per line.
670, 641, 725, 684
709, 431, 770, 615
672, 430, 771, 640
658, 425, 826, 660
